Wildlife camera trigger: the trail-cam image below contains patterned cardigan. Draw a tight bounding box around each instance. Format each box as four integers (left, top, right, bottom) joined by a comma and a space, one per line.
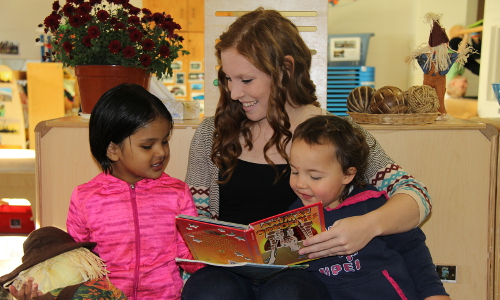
185, 116, 432, 224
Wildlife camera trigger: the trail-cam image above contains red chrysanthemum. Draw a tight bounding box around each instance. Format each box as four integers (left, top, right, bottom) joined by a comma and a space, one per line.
52, 1, 60, 11
108, 40, 121, 54
88, 26, 100, 38
151, 12, 165, 24
129, 30, 144, 42
128, 15, 140, 25
81, 13, 92, 23
62, 3, 76, 17
141, 39, 155, 51
142, 8, 151, 15
129, 6, 141, 15
122, 46, 136, 58
69, 15, 82, 27
89, 0, 102, 4
114, 22, 125, 31
96, 10, 109, 22
139, 54, 152, 67
82, 36, 92, 47
63, 41, 73, 52
110, 17, 118, 25
159, 45, 170, 57
44, 13, 60, 31
77, 3, 92, 14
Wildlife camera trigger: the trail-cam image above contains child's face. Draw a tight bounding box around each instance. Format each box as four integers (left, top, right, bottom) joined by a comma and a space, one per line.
107, 118, 171, 184
289, 139, 354, 209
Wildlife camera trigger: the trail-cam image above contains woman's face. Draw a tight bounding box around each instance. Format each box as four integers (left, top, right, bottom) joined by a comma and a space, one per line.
220, 47, 272, 122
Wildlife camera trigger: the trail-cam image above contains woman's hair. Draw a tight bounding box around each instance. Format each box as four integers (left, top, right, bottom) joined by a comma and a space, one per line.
89, 83, 173, 174
293, 115, 369, 201
212, 7, 319, 183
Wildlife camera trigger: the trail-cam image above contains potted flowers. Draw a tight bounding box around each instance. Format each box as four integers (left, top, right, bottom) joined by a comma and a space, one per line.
40, 0, 189, 114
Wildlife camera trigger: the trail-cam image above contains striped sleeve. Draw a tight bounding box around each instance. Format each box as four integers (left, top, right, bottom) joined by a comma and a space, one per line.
185, 117, 217, 218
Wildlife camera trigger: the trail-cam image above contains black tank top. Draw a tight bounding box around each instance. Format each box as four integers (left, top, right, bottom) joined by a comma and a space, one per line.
219, 159, 297, 224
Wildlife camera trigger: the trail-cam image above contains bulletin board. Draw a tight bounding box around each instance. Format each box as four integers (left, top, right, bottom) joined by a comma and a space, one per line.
0, 65, 26, 149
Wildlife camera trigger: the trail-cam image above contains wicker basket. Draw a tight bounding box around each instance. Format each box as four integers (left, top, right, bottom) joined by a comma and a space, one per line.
347, 112, 439, 125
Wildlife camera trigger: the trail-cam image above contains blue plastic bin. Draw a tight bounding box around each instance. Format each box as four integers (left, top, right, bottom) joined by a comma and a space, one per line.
327, 33, 374, 67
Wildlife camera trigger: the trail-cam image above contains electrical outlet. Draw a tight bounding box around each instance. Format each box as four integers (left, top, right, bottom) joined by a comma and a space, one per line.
436, 265, 457, 282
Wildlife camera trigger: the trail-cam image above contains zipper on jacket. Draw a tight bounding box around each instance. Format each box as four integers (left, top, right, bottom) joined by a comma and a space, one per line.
129, 183, 141, 300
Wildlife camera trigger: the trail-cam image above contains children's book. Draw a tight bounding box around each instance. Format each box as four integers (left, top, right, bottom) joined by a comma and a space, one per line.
176, 258, 309, 281
176, 202, 325, 266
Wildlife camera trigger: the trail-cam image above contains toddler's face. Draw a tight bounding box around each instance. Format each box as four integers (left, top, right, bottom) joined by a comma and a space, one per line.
289, 139, 354, 209
109, 118, 171, 184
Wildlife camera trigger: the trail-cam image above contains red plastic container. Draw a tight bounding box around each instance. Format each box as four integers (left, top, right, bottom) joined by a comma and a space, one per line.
0, 203, 35, 235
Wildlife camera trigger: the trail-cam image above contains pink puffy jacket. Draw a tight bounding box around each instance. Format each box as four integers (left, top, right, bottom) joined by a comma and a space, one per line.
67, 173, 202, 300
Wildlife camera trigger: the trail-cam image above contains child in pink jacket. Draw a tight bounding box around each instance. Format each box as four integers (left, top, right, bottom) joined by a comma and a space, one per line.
66, 83, 203, 300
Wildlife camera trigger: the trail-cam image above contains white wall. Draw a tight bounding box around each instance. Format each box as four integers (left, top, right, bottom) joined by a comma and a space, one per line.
328, 0, 478, 92
477, 0, 500, 117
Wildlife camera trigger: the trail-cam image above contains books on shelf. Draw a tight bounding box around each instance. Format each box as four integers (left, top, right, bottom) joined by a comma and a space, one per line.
176, 202, 325, 266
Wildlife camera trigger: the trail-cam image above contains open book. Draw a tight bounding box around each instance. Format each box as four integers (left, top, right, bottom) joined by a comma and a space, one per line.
176, 202, 325, 266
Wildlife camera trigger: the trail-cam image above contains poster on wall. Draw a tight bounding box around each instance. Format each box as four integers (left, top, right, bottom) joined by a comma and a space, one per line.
328, 37, 361, 61
0, 88, 13, 101
167, 85, 187, 97
171, 61, 182, 71
0, 41, 19, 55
190, 61, 202, 71
176, 72, 185, 84
188, 73, 204, 82
0, 118, 21, 134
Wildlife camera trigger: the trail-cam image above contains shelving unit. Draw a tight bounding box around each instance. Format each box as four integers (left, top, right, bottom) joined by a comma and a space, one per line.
326, 66, 374, 116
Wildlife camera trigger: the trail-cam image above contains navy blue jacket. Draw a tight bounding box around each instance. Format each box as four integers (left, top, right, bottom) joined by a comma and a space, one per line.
290, 185, 448, 300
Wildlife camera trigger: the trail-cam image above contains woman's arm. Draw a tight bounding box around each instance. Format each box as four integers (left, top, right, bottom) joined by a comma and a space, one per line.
299, 116, 430, 257
300, 194, 419, 257
185, 117, 216, 218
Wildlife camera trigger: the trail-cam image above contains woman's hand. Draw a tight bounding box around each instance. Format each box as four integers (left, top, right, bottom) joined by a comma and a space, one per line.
298, 193, 420, 258
424, 296, 451, 300
298, 214, 379, 258
8, 278, 41, 300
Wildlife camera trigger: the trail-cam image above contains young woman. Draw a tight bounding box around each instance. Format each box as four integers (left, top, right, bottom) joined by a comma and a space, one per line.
183, 8, 431, 299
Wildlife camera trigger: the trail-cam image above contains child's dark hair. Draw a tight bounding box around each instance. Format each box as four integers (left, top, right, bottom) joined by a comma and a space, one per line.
293, 115, 369, 201
89, 83, 173, 174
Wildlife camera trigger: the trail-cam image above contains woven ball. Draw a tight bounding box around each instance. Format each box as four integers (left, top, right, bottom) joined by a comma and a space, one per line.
404, 85, 440, 113
347, 86, 375, 113
370, 86, 408, 114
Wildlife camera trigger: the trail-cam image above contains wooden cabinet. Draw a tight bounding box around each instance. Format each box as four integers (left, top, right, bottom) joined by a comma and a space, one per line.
143, 0, 204, 32
361, 120, 497, 300
35, 117, 498, 299
143, 0, 205, 108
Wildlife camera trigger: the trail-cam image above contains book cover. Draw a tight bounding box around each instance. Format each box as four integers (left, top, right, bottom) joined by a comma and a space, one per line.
176, 202, 325, 265
175, 258, 309, 281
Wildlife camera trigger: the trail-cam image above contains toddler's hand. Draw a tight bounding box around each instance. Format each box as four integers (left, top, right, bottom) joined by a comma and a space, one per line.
8, 278, 41, 300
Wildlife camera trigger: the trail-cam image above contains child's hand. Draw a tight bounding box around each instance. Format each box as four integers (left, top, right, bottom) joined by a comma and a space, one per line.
8, 278, 41, 300
299, 215, 376, 258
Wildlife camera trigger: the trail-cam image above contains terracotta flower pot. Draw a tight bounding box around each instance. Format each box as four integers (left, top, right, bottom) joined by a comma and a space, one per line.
75, 65, 151, 114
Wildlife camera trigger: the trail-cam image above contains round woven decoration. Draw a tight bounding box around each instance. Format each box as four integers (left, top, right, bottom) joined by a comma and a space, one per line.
347, 86, 375, 113
404, 85, 440, 113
